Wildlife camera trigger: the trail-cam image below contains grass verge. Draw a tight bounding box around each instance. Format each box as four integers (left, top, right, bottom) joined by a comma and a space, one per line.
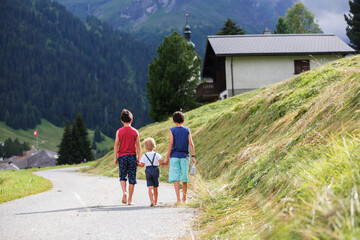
0, 163, 92, 204
0, 169, 52, 204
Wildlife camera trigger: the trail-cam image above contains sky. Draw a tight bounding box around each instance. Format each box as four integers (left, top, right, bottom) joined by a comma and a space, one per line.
301, 0, 350, 43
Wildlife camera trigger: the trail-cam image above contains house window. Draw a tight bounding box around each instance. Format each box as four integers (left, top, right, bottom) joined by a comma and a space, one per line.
294, 60, 310, 74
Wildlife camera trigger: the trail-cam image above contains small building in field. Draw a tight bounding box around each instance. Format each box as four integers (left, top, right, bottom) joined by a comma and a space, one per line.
197, 34, 356, 102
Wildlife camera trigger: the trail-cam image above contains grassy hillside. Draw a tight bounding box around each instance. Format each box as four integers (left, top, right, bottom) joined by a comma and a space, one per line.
0, 119, 113, 156
83, 55, 360, 239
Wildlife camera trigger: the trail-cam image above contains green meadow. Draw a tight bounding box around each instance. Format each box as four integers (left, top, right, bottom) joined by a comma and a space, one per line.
83, 55, 360, 239
0, 119, 113, 154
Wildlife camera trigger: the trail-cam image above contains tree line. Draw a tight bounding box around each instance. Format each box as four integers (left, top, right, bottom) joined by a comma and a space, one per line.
0, 138, 31, 159
0, 0, 155, 137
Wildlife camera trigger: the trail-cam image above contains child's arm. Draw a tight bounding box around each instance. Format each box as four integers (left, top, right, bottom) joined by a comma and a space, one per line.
113, 130, 119, 166
138, 154, 145, 167
158, 159, 164, 165
188, 130, 196, 164
135, 131, 141, 164
164, 130, 174, 164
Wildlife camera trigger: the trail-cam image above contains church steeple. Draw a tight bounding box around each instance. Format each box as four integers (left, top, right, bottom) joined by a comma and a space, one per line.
184, 14, 195, 49
184, 14, 191, 42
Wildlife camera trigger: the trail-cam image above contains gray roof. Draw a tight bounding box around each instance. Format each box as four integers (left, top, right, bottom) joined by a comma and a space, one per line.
207, 34, 355, 56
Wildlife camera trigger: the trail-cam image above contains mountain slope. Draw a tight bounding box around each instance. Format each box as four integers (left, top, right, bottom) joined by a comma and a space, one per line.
55, 0, 297, 57
0, 0, 154, 136
83, 55, 360, 238
57, 0, 295, 32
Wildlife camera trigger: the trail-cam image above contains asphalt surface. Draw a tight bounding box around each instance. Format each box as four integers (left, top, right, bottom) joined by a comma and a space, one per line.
0, 167, 196, 240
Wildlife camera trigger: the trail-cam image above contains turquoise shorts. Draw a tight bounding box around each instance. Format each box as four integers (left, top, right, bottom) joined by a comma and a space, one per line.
169, 157, 190, 183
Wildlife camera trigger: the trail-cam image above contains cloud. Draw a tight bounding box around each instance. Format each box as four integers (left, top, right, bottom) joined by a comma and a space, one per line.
301, 0, 350, 43
317, 12, 348, 42
301, 0, 349, 13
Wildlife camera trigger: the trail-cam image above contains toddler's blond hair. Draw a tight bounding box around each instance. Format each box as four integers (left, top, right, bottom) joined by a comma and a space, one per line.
144, 137, 156, 151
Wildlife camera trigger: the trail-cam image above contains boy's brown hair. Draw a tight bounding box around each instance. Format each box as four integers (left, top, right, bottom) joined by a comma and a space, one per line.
173, 111, 185, 124
121, 109, 133, 123
144, 138, 156, 151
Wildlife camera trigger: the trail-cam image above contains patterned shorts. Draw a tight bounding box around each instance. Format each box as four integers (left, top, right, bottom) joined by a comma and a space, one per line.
118, 154, 137, 184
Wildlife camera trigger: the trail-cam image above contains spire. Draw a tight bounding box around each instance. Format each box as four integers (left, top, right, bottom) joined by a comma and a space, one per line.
184, 14, 191, 41
184, 14, 195, 49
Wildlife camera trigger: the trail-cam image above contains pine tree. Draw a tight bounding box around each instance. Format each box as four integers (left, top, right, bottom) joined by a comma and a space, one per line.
13, 138, 22, 156
57, 120, 73, 165
94, 126, 104, 142
92, 138, 97, 150
345, 0, 360, 51
73, 114, 94, 163
216, 18, 246, 35
71, 121, 83, 164
0, 145, 3, 158
3, 138, 13, 158
147, 32, 202, 122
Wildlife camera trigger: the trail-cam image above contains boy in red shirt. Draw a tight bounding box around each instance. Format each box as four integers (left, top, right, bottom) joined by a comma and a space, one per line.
114, 109, 141, 205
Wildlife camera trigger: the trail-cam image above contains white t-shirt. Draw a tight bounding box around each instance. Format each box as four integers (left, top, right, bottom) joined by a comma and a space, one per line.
140, 151, 162, 167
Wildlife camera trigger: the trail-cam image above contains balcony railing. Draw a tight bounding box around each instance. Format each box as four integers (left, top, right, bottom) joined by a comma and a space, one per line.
196, 82, 219, 101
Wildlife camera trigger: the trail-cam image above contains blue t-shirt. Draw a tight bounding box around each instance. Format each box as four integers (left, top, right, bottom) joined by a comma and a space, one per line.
170, 126, 190, 158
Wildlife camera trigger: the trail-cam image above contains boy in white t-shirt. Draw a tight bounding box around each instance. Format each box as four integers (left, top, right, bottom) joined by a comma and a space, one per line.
138, 138, 164, 206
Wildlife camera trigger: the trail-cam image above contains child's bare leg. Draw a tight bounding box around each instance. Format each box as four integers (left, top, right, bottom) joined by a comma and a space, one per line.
174, 181, 181, 204
120, 181, 127, 204
128, 184, 135, 205
182, 182, 188, 203
153, 187, 158, 205
148, 186, 154, 206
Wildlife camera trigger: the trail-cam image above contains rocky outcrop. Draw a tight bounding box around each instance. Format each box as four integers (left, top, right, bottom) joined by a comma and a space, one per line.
101, 0, 177, 31
2, 149, 58, 169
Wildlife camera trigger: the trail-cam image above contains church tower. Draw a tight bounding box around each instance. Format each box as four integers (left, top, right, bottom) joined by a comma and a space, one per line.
184, 14, 195, 49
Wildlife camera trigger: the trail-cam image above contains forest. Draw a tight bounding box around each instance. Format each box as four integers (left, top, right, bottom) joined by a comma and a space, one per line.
0, 0, 155, 137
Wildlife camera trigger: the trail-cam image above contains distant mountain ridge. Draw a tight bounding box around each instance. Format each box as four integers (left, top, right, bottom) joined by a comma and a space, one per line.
0, 0, 154, 136
56, 0, 297, 57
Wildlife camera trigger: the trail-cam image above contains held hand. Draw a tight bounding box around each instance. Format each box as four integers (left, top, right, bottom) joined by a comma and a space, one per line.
163, 159, 169, 168
114, 159, 119, 166
192, 157, 196, 164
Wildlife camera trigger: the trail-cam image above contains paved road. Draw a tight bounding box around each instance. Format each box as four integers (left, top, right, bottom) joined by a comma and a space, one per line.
0, 167, 196, 240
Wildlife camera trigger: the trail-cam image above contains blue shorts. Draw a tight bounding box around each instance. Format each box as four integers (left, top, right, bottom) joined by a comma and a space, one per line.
169, 157, 189, 183
145, 166, 159, 187
118, 155, 137, 184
